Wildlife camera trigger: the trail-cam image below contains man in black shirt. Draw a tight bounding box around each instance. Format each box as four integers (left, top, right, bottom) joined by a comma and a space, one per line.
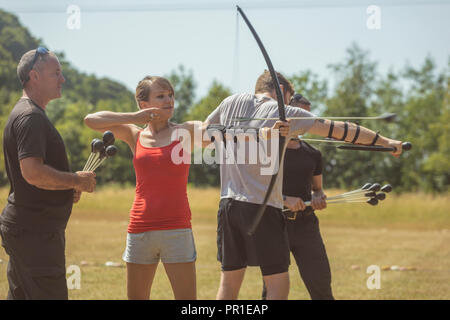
262, 94, 334, 300
0, 47, 96, 299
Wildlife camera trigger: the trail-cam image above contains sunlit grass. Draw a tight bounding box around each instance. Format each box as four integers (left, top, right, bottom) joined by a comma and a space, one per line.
0, 186, 449, 299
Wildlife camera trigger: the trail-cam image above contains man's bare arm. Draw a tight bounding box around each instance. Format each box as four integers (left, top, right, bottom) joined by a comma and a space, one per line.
292, 119, 403, 157
311, 175, 327, 211
20, 157, 96, 192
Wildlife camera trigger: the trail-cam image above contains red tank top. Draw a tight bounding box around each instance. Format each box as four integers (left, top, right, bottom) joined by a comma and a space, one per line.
128, 131, 191, 233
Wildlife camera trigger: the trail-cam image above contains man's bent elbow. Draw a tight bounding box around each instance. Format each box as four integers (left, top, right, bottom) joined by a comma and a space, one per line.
20, 158, 44, 187
21, 168, 42, 187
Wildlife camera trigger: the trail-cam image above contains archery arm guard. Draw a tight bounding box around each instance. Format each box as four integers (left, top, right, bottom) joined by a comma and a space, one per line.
321, 120, 383, 145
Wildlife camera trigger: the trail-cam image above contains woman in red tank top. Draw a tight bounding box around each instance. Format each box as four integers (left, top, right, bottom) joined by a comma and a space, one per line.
85, 76, 209, 300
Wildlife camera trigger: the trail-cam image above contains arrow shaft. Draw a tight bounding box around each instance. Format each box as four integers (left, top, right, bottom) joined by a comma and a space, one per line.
233, 115, 389, 122
90, 157, 107, 172
83, 153, 95, 171
337, 145, 394, 152
282, 198, 372, 213
327, 191, 373, 200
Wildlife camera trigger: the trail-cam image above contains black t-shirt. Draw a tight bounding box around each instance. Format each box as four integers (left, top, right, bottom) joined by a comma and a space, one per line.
1, 98, 73, 231
283, 140, 322, 202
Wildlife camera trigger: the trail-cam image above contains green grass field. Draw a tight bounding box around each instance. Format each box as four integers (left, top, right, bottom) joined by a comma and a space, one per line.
0, 186, 449, 300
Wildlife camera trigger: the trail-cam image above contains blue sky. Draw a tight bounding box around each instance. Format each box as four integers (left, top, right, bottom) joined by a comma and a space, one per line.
1, 0, 449, 100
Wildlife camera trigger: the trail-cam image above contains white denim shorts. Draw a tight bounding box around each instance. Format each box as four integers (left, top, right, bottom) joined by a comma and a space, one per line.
122, 228, 197, 264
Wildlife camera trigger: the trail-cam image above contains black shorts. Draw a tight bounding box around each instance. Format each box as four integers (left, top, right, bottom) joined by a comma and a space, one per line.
0, 223, 68, 300
217, 198, 290, 276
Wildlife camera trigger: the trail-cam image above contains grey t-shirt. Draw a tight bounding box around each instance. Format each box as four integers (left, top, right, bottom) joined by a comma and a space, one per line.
206, 93, 316, 209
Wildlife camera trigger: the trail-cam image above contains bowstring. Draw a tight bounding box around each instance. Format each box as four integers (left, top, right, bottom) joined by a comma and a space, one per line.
232, 10, 240, 94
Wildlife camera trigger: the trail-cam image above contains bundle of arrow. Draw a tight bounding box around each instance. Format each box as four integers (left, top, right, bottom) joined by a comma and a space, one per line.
282, 183, 392, 214
82, 131, 118, 172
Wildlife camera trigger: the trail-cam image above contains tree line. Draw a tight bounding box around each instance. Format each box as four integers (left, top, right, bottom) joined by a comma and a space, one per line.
0, 9, 448, 192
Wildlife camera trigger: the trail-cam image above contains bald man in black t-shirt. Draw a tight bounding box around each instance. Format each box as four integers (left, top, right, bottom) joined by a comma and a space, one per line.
262, 94, 334, 300
0, 48, 96, 299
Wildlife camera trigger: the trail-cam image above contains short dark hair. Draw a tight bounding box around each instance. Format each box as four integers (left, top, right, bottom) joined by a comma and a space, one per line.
17, 48, 53, 86
254, 70, 294, 97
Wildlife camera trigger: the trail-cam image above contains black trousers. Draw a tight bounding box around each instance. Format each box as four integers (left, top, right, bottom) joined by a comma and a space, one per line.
262, 210, 334, 300
0, 223, 68, 300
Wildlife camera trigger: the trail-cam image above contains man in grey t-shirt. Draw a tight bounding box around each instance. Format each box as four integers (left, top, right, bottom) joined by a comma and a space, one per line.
205, 70, 404, 300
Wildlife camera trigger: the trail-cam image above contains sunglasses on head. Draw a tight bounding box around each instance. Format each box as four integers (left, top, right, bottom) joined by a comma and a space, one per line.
289, 93, 303, 105
23, 46, 49, 84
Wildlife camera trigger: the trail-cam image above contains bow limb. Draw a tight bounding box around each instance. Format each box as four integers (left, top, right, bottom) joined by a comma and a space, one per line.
248, 139, 289, 235
236, 6, 287, 236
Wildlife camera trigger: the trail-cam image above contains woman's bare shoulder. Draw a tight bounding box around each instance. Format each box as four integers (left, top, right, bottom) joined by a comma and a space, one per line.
174, 121, 203, 132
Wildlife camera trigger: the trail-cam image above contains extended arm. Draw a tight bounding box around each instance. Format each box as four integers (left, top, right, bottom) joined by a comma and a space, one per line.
301, 119, 403, 157
84, 109, 161, 152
